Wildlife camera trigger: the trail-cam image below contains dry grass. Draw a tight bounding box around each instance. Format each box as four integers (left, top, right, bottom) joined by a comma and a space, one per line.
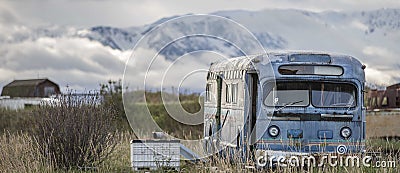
0, 132, 54, 173
96, 131, 135, 172
0, 131, 399, 172
0, 131, 134, 173
366, 113, 400, 138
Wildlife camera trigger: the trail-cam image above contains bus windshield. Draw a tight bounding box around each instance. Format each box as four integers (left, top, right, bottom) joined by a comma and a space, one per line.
311, 83, 356, 107
264, 82, 356, 108
264, 82, 309, 106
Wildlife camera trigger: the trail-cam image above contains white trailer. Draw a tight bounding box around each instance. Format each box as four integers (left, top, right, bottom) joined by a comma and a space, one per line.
131, 140, 180, 171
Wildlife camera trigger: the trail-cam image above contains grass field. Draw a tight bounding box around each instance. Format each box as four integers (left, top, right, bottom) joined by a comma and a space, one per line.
1, 119, 399, 172
0, 97, 399, 172
3, 131, 398, 172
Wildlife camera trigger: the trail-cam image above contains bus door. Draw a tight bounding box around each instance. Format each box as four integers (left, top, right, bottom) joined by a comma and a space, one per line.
245, 73, 258, 158
215, 75, 223, 150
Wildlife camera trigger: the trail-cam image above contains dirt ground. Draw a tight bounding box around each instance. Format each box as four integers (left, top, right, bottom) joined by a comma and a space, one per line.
367, 113, 400, 138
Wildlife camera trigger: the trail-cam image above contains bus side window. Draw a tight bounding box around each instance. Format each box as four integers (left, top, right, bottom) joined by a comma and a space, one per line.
226, 83, 232, 103
206, 83, 212, 102
232, 83, 238, 103
225, 83, 238, 104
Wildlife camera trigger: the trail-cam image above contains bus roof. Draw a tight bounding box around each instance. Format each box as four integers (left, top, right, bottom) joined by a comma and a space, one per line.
209, 51, 364, 72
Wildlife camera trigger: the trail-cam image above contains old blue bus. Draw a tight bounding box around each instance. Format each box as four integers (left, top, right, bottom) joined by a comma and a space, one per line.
203, 51, 366, 163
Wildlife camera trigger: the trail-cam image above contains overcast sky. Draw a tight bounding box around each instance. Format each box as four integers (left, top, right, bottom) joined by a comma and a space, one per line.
2, 0, 400, 27
0, 0, 399, 92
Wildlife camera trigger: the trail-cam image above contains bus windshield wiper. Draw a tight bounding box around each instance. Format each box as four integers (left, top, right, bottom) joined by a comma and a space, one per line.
346, 97, 355, 112
275, 100, 304, 112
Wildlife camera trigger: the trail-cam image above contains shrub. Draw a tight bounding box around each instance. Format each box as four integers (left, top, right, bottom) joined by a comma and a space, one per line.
32, 93, 117, 170
100, 79, 132, 131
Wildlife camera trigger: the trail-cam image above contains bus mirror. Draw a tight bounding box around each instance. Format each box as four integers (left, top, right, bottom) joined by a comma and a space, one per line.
362, 64, 366, 70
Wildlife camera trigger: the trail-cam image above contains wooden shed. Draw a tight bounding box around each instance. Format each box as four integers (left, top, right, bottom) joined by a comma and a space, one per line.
366, 83, 400, 110
1, 79, 60, 98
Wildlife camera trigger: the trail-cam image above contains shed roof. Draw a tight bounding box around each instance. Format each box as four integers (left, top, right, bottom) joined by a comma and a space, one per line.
387, 83, 400, 89
5, 79, 49, 87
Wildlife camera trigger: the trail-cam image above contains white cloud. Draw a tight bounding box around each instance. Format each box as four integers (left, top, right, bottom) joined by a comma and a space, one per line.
362, 46, 398, 69
362, 46, 399, 86
124, 48, 227, 92
351, 20, 369, 31
2, 0, 400, 27
0, 3, 19, 24
363, 46, 395, 59
365, 67, 397, 86
0, 35, 128, 92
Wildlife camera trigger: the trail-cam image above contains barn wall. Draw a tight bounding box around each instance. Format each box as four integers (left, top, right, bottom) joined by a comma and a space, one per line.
37, 81, 60, 97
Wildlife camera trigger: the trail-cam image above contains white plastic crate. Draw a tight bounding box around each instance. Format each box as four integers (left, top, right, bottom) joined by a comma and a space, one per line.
131, 140, 180, 171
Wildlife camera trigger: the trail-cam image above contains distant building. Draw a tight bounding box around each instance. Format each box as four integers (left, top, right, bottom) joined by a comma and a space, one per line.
1, 78, 60, 98
366, 83, 400, 110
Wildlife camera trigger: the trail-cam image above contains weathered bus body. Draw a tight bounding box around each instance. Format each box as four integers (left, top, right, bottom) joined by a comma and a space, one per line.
204, 51, 366, 161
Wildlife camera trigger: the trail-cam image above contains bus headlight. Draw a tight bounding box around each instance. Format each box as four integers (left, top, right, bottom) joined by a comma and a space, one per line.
340, 127, 352, 139
268, 125, 280, 138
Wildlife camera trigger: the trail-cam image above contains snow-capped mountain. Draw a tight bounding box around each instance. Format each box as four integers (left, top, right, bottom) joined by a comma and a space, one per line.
78, 9, 400, 59
4, 8, 400, 57
2, 8, 400, 88
81, 8, 400, 50
81, 15, 289, 59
